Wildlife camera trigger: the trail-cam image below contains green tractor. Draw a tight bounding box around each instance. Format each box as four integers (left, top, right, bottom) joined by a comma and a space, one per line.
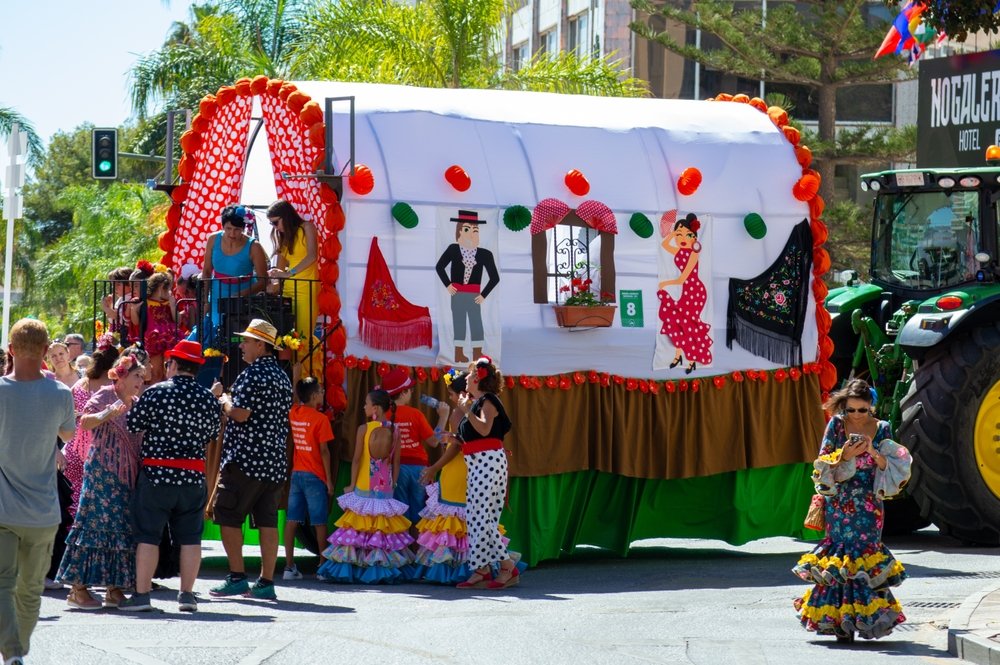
827, 162, 1000, 544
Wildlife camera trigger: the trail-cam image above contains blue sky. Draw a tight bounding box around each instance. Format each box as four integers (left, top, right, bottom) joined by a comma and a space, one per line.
2, 0, 196, 143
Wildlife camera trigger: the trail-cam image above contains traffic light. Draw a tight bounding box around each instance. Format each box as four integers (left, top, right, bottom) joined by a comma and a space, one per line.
92, 128, 118, 179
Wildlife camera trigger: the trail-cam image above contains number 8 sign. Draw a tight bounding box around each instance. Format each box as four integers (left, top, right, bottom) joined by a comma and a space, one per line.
619, 290, 644, 328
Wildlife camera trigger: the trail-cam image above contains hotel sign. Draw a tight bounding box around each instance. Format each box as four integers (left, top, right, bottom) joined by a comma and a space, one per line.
917, 50, 1000, 167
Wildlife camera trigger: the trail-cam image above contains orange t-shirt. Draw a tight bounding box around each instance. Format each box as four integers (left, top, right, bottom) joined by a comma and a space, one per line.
289, 404, 334, 482
394, 404, 435, 466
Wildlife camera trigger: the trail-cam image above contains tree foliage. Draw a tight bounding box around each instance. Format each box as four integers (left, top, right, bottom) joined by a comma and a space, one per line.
630, 0, 916, 202
14, 183, 165, 336
920, 0, 1000, 41
0, 106, 43, 165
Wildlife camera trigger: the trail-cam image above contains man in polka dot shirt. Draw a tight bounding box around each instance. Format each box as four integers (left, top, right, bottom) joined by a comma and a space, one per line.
120, 340, 221, 613
209, 319, 293, 601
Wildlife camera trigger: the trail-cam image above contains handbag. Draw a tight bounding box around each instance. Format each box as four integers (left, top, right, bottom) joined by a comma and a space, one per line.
803, 493, 826, 532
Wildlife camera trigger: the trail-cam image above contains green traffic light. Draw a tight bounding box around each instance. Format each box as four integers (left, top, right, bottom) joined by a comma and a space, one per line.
98, 160, 112, 173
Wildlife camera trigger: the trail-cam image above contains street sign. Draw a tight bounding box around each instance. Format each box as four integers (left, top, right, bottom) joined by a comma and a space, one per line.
619, 290, 644, 327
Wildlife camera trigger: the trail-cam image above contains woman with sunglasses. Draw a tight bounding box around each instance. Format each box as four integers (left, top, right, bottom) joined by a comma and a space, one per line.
201, 204, 269, 334
792, 378, 912, 643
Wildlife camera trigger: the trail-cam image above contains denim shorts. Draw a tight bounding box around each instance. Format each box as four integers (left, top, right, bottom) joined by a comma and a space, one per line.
286, 471, 329, 525
393, 464, 427, 524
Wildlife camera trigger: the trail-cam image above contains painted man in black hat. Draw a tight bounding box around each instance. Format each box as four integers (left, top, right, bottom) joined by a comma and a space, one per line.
435, 210, 500, 363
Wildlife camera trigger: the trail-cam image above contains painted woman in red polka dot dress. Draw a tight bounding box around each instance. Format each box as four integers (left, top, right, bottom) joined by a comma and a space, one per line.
657, 212, 713, 374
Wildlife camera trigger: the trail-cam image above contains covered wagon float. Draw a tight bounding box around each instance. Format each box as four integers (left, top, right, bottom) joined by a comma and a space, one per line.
160, 76, 835, 565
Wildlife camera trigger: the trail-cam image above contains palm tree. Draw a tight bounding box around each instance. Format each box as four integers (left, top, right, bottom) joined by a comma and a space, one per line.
0, 106, 43, 165
295, 0, 647, 96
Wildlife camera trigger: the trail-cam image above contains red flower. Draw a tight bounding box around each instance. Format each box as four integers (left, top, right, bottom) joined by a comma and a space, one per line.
789, 367, 802, 381
600, 373, 611, 387
416, 367, 428, 382
560, 285, 571, 292
588, 370, 600, 383
775, 369, 789, 382
573, 372, 586, 385
801, 364, 812, 375
532, 377, 543, 389
519, 375, 532, 388
626, 378, 638, 391
572, 277, 583, 286
583, 279, 593, 286
746, 369, 758, 381
648, 381, 659, 395
679, 380, 689, 392
344, 355, 358, 369
376, 362, 389, 377
638, 379, 649, 393
505, 376, 516, 389
358, 356, 371, 371
713, 376, 725, 389
691, 380, 700, 393
731, 371, 745, 383
612, 375, 625, 385
665, 381, 676, 393
558, 376, 571, 390
546, 376, 559, 389
430, 367, 440, 382
758, 371, 769, 383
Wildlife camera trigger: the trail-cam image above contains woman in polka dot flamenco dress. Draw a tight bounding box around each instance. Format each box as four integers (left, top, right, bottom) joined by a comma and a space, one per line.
657, 212, 712, 374
317, 389, 414, 583
413, 370, 523, 584
793, 379, 912, 643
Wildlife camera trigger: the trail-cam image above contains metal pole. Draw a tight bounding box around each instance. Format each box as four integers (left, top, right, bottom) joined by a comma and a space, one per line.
760, 0, 766, 99
694, 20, 701, 100
165, 111, 175, 184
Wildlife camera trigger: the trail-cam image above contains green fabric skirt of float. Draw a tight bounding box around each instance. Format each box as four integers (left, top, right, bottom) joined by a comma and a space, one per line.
203, 462, 815, 567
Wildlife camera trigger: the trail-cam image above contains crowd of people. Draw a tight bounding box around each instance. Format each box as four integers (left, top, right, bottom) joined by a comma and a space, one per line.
0, 200, 521, 665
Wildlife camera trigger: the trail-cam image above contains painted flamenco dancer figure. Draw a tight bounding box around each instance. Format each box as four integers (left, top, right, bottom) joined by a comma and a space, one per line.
657, 211, 712, 373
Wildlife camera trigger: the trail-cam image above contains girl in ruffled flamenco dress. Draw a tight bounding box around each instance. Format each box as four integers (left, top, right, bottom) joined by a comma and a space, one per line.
414, 370, 523, 584
793, 378, 912, 643
657, 211, 712, 374
137, 271, 179, 383
318, 389, 414, 583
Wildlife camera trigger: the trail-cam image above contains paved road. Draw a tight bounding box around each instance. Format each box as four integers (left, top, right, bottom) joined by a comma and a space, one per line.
25, 528, 997, 664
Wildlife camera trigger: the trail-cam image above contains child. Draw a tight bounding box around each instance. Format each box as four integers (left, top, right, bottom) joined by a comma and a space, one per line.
317, 389, 414, 583
136, 271, 179, 383
173, 265, 200, 338
414, 370, 523, 584
283, 377, 335, 580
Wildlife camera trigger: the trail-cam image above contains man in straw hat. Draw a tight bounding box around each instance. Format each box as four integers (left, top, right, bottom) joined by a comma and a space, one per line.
435, 209, 500, 364
120, 340, 221, 613
208, 319, 293, 601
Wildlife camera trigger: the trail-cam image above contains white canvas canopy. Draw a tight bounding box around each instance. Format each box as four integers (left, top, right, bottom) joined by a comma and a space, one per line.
241, 82, 817, 378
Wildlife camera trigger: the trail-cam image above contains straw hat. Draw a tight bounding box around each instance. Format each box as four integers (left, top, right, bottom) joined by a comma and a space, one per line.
236, 319, 278, 347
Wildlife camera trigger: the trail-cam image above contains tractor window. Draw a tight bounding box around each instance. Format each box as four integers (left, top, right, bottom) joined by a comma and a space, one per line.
872, 190, 979, 290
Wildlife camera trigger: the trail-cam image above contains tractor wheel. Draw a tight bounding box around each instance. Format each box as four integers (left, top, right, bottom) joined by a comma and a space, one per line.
897, 322, 1000, 545
882, 494, 930, 536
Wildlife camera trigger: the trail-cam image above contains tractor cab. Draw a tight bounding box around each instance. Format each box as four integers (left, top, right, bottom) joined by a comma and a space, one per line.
865, 167, 1000, 304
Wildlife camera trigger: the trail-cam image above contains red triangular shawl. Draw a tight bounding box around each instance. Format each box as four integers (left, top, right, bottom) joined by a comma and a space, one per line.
358, 237, 432, 350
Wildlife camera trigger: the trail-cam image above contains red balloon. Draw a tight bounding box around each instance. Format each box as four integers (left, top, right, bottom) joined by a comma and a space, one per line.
445, 165, 471, 192
564, 169, 590, 196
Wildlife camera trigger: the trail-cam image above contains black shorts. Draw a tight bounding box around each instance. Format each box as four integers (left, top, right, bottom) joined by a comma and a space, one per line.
132, 470, 207, 546
212, 463, 282, 529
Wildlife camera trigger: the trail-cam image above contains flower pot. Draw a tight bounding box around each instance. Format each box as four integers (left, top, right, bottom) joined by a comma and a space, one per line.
276, 348, 294, 361
553, 305, 617, 328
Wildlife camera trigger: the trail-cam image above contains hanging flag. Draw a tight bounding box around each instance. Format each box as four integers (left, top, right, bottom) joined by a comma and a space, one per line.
874, 1, 927, 59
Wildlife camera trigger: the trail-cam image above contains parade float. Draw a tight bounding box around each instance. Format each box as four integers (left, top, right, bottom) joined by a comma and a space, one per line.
160, 77, 834, 565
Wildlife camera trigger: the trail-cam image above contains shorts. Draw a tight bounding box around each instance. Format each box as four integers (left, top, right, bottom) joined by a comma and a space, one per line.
393, 464, 427, 525
132, 470, 207, 546
212, 463, 283, 529
286, 471, 329, 525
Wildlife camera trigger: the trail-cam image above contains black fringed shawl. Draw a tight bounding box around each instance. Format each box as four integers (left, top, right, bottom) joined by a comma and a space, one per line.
726, 219, 813, 366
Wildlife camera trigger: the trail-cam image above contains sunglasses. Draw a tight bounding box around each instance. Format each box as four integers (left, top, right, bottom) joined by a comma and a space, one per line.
844, 407, 870, 414
268, 217, 281, 226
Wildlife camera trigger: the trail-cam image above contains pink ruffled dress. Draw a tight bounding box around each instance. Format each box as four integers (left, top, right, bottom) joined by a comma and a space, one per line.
318, 421, 414, 583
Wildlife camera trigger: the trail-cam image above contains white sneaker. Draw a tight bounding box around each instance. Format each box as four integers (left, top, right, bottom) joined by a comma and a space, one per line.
4, 656, 26, 665
282, 565, 303, 580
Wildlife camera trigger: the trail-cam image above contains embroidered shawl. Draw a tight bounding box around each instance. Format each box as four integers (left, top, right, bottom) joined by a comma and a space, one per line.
358, 237, 433, 351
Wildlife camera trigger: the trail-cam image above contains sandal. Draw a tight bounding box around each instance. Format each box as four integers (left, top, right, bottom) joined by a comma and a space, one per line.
456, 569, 493, 589
487, 566, 520, 590
104, 586, 126, 608
67, 587, 102, 611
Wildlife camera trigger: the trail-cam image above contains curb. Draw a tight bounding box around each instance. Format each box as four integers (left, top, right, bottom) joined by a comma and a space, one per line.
948, 584, 1000, 665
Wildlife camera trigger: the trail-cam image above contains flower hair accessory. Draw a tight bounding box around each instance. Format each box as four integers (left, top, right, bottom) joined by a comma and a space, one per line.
153, 262, 168, 274
443, 369, 460, 387
109, 355, 138, 380
475, 355, 493, 380
95, 332, 117, 351
136, 259, 155, 275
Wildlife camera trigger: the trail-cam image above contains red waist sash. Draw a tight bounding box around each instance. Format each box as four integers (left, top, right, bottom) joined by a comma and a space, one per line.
142, 458, 206, 472
461, 438, 503, 455
452, 283, 481, 293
